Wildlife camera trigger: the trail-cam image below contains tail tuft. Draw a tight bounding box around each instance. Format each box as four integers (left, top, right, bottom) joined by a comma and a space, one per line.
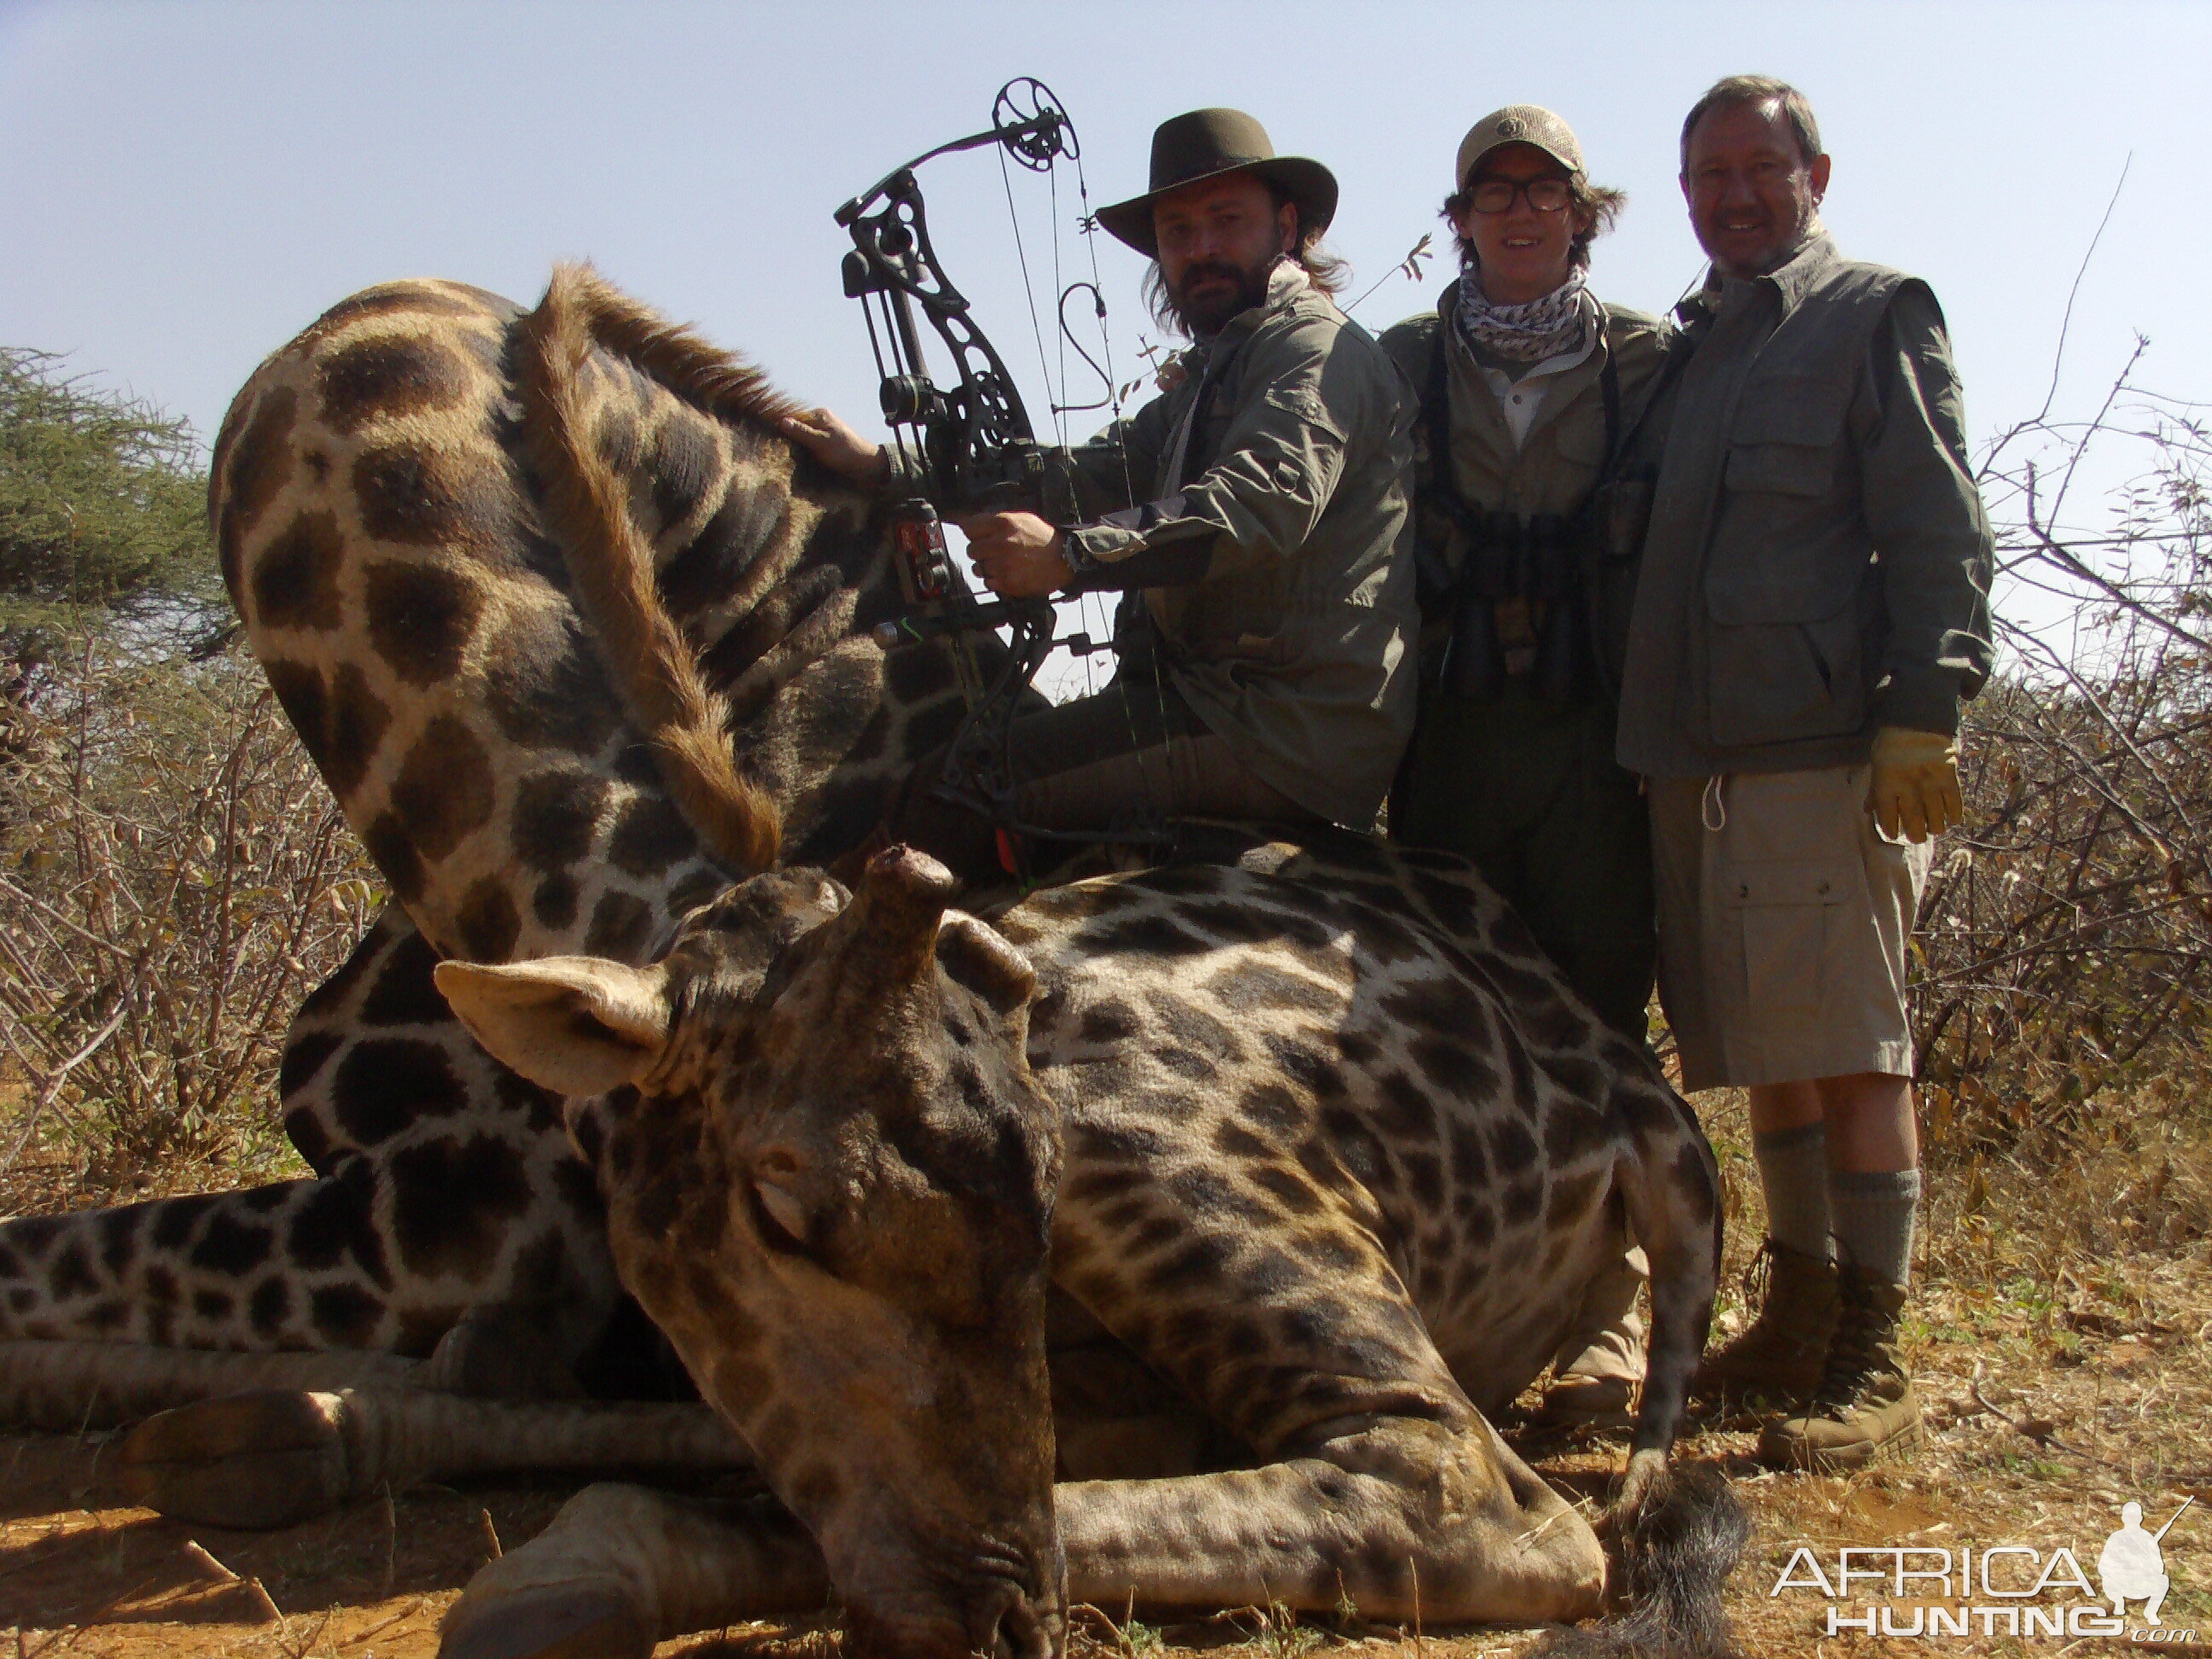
1528, 1462, 1747, 1659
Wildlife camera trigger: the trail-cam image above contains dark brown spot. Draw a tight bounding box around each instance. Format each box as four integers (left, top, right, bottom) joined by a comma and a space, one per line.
533, 873, 579, 929
514, 770, 607, 871
248, 1276, 292, 1336
218, 387, 298, 597
608, 793, 694, 877
352, 443, 504, 548
334, 1037, 466, 1146
262, 660, 331, 771
288, 1161, 387, 1282
457, 877, 521, 961
387, 1134, 533, 1278
584, 890, 654, 959
253, 509, 346, 631
97, 1208, 143, 1278
310, 1282, 384, 1345
647, 412, 720, 531
287, 1107, 335, 1173
481, 607, 622, 754
49, 1243, 96, 1301
189, 1212, 274, 1275
362, 928, 451, 1025
317, 335, 474, 436
323, 663, 392, 798
389, 715, 496, 862
364, 560, 484, 686
278, 1032, 342, 1098
364, 812, 424, 905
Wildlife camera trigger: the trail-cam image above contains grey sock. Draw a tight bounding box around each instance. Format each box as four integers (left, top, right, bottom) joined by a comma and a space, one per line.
1830, 1167, 1922, 1286
1751, 1123, 1832, 1260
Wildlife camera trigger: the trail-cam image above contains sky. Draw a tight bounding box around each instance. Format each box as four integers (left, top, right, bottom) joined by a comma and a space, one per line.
4, 0, 2208, 682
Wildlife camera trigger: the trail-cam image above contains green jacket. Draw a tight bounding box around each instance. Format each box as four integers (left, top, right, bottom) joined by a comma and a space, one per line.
1056, 263, 1418, 827
1379, 286, 1671, 690
1615, 235, 1995, 777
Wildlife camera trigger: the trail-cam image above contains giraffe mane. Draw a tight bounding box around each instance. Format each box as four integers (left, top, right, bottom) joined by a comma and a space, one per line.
515, 262, 784, 876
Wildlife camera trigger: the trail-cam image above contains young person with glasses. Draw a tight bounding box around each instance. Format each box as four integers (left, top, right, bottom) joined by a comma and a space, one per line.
1379, 107, 1678, 1430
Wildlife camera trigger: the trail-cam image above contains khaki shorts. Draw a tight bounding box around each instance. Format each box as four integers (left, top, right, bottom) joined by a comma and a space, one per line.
1649, 765, 1931, 1091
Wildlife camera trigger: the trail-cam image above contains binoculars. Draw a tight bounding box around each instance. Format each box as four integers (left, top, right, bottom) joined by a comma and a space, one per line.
1441, 509, 1587, 704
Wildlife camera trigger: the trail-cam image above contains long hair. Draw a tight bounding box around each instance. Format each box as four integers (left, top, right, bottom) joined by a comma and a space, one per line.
1141, 182, 1348, 338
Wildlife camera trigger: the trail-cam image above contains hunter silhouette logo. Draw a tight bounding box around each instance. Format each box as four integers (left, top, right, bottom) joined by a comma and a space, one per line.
2100, 1497, 2191, 1628
1767, 1494, 2197, 1642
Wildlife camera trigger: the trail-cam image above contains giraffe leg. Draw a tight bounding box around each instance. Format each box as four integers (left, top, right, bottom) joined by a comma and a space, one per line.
1059, 1415, 1601, 1624
438, 1482, 827, 1659
427, 1427, 1598, 1659
0, 1338, 425, 1430
118, 1388, 750, 1528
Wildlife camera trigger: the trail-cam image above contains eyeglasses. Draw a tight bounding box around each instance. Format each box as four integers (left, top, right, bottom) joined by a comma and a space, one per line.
1466, 176, 1574, 214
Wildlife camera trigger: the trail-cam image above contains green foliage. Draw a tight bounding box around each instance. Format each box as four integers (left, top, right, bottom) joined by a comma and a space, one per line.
0, 346, 224, 660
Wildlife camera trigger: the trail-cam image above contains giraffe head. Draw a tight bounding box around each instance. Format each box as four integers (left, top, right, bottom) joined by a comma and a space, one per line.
437, 847, 1064, 1659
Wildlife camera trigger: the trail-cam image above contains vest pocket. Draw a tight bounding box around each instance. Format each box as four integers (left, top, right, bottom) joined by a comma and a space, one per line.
1707, 608, 1866, 747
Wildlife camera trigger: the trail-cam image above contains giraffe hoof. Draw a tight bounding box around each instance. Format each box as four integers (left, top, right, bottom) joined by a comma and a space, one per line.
116, 1388, 352, 1528
438, 1584, 651, 1659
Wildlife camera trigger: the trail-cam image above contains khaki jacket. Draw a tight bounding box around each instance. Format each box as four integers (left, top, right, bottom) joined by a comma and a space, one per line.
1057, 263, 1418, 826
1380, 287, 1671, 688
1615, 235, 1995, 777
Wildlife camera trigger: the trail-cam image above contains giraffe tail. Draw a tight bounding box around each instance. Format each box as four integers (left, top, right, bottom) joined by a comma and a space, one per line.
1530, 1461, 1748, 1659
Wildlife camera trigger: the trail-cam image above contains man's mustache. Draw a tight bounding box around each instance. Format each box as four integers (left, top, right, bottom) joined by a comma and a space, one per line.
1173, 259, 1248, 296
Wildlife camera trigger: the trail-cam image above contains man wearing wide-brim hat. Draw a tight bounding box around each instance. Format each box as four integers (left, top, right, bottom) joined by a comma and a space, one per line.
789, 108, 1418, 873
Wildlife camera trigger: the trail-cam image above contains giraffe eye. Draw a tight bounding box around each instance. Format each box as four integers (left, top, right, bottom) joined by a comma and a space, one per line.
752, 1179, 810, 1249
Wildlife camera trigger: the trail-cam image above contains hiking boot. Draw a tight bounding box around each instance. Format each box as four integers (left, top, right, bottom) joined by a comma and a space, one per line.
1757, 1265, 1921, 1471
1692, 1238, 1838, 1408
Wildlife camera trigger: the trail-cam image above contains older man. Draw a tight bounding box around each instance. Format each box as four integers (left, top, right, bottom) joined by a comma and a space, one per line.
791, 109, 1417, 873
1616, 76, 1994, 1469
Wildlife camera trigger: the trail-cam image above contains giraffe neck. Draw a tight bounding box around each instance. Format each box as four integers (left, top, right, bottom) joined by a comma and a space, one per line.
212, 274, 974, 969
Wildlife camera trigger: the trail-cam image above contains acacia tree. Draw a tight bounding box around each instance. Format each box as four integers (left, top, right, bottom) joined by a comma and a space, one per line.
0, 346, 224, 690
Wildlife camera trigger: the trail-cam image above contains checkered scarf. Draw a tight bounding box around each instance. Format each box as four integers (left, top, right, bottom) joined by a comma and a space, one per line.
1452, 266, 1592, 364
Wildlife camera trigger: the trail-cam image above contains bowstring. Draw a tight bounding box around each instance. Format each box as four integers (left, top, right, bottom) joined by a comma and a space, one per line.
994, 141, 1093, 725
998, 146, 1064, 450
997, 114, 1173, 846
1068, 148, 1170, 835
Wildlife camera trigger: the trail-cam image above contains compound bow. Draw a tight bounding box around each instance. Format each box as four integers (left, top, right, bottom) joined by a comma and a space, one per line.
839, 79, 1127, 869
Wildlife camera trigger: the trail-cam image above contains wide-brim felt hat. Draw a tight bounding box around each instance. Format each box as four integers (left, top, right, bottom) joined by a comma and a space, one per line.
1094, 108, 1337, 259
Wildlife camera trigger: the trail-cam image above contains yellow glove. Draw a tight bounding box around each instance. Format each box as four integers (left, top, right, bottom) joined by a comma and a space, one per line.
1866, 726, 1963, 843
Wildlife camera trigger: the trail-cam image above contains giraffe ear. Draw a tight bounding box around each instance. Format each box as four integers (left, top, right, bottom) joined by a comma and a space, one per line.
434, 957, 673, 1097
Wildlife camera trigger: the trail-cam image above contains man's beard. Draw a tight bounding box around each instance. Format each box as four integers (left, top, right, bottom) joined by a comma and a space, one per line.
1166, 251, 1279, 337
